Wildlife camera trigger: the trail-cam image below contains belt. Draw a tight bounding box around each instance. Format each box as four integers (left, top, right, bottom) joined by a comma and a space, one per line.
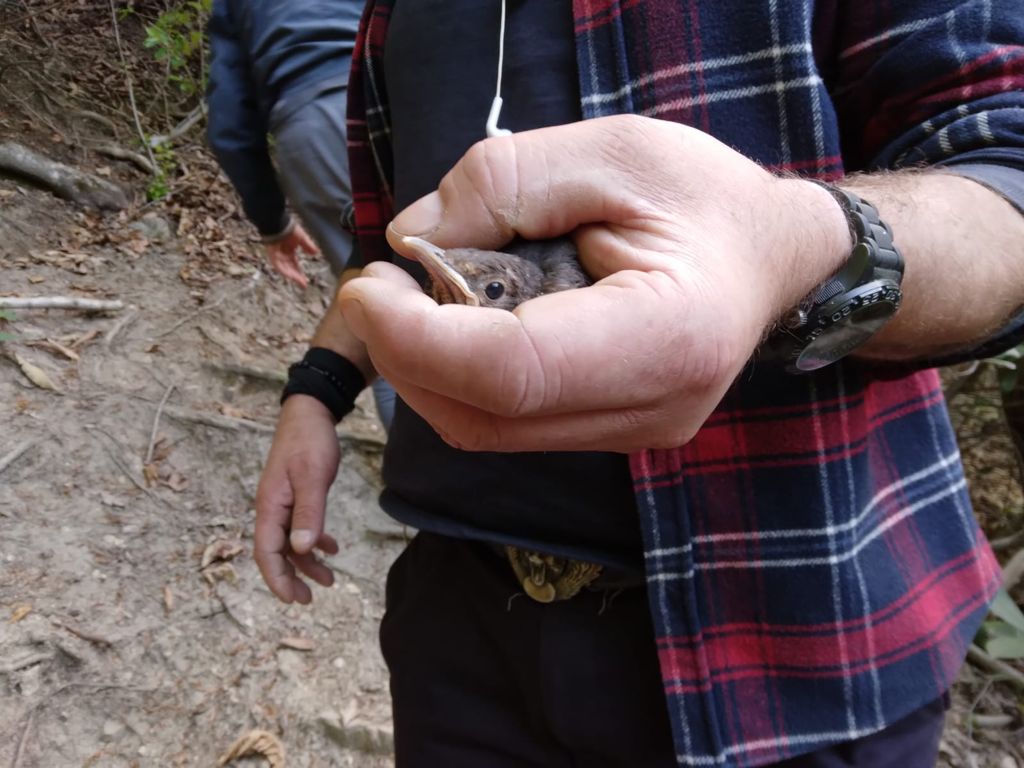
486, 543, 644, 603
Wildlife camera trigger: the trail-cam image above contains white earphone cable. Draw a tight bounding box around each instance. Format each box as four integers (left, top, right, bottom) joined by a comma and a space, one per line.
486, 0, 513, 138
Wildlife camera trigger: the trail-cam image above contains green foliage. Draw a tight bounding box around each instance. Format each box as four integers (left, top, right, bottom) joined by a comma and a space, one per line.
0, 308, 15, 343
143, 0, 212, 96
993, 343, 1023, 395
146, 142, 178, 201
977, 588, 1024, 660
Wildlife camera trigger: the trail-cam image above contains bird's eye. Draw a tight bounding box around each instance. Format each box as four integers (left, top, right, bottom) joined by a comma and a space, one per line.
484, 281, 505, 300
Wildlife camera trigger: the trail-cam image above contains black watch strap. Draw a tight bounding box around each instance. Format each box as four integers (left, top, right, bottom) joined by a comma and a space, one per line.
810, 181, 904, 284
767, 182, 905, 372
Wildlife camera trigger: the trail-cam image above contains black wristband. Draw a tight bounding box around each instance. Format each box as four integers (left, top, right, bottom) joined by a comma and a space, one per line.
280, 347, 367, 423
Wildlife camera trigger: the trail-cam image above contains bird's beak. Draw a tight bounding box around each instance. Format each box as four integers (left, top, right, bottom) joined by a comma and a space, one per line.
399, 236, 480, 307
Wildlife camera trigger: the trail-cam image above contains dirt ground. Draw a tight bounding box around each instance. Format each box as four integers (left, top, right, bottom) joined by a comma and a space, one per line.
1, 176, 1023, 768
0, 182, 402, 767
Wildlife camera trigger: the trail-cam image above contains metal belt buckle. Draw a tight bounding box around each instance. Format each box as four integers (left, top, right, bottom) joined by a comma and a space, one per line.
505, 545, 603, 603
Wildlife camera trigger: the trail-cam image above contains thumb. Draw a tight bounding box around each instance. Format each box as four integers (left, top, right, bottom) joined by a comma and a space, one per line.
387, 117, 646, 257
288, 467, 328, 554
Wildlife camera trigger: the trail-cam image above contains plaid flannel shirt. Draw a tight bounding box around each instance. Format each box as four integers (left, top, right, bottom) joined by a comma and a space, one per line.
347, 2, 1023, 765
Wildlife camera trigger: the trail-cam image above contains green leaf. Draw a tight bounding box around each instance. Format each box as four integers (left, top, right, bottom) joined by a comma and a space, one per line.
0, 309, 15, 322
985, 632, 1024, 659
990, 587, 1024, 633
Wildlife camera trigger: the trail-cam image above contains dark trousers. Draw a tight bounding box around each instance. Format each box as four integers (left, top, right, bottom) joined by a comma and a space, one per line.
381, 533, 948, 768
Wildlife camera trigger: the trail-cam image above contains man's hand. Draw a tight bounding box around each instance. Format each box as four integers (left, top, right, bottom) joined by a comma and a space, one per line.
255, 394, 340, 603
338, 115, 850, 453
265, 223, 319, 288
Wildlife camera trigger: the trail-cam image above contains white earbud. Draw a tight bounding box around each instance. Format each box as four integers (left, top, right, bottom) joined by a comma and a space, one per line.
486, 0, 513, 138
486, 97, 512, 138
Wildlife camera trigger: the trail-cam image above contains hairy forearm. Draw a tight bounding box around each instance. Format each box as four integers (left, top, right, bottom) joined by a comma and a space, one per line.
841, 170, 1024, 361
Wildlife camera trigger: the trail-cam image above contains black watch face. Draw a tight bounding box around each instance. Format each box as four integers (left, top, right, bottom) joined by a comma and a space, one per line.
795, 285, 900, 372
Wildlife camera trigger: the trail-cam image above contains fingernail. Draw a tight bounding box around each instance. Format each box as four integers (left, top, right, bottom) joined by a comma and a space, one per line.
290, 529, 317, 553
390, 191, 443, 236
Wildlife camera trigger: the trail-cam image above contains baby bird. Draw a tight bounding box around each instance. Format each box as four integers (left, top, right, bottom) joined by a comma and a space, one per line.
399, 236, 590, 310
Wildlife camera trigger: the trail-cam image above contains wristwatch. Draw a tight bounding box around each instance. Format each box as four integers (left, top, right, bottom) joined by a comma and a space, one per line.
764, 183, 904, 373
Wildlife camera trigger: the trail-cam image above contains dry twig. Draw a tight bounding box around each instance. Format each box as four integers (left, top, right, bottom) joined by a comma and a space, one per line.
103, 310, 137, 351
967, 644, 1024, 690
93, 143, 156, 175
162, 405, 275, 434
91, 428, 168, 507
53, 619, 114, 647
149, 103, 207, 148
0, 440, 36, 477
145, 383, 176, 465
11, 707, 35, 768
0, 297, 124, 311
107, 0, 157, 174
202, 360, 287, 385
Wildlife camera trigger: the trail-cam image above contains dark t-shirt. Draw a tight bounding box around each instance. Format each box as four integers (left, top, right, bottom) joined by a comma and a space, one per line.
378, 0, 644, 570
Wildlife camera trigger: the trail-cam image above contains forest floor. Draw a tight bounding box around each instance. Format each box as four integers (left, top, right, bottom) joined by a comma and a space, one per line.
1, 2, 1022, 766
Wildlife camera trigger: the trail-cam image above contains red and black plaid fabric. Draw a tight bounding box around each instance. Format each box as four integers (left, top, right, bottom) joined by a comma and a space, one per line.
347, 2, 1022, 765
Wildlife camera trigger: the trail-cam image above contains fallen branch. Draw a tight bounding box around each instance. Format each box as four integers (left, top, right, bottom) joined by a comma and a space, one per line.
145, 384, 176, 465
149, 104, 207, 148
0, 142, 129, 211
163, 405, 276, 435
202, 361, 287, 385
93, 143, 156, 175
966, 644, 1024, 689
0, 441, 36, 477
0, 297, 124, 312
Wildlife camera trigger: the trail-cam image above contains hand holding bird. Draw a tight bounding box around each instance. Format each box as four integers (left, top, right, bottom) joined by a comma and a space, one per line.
339, 115, 849, 453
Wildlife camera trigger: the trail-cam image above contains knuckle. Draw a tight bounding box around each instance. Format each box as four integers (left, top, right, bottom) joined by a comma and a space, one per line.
454, 138, 519, 232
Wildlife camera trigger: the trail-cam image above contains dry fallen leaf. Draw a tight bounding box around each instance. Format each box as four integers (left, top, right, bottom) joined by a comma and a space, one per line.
28, 275, 45, 284
216, 729, 285, 768
162, 472, 189, 492
202, 562, 238, 585
278, 636, 314, 652
219, 404, 250, 420
70, 329, 101, 349
99, 492, 127, 508
13, 353, 60, 391
201, 539, 245, 569
163, 585, 175, 614
10, 603, 32, 623
142, 463, 160, 488
31, 339, 80, 361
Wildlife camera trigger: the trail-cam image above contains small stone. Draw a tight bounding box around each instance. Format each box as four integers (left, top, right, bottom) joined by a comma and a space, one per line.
128, 213, 172, 244
101, 719, 125, 741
